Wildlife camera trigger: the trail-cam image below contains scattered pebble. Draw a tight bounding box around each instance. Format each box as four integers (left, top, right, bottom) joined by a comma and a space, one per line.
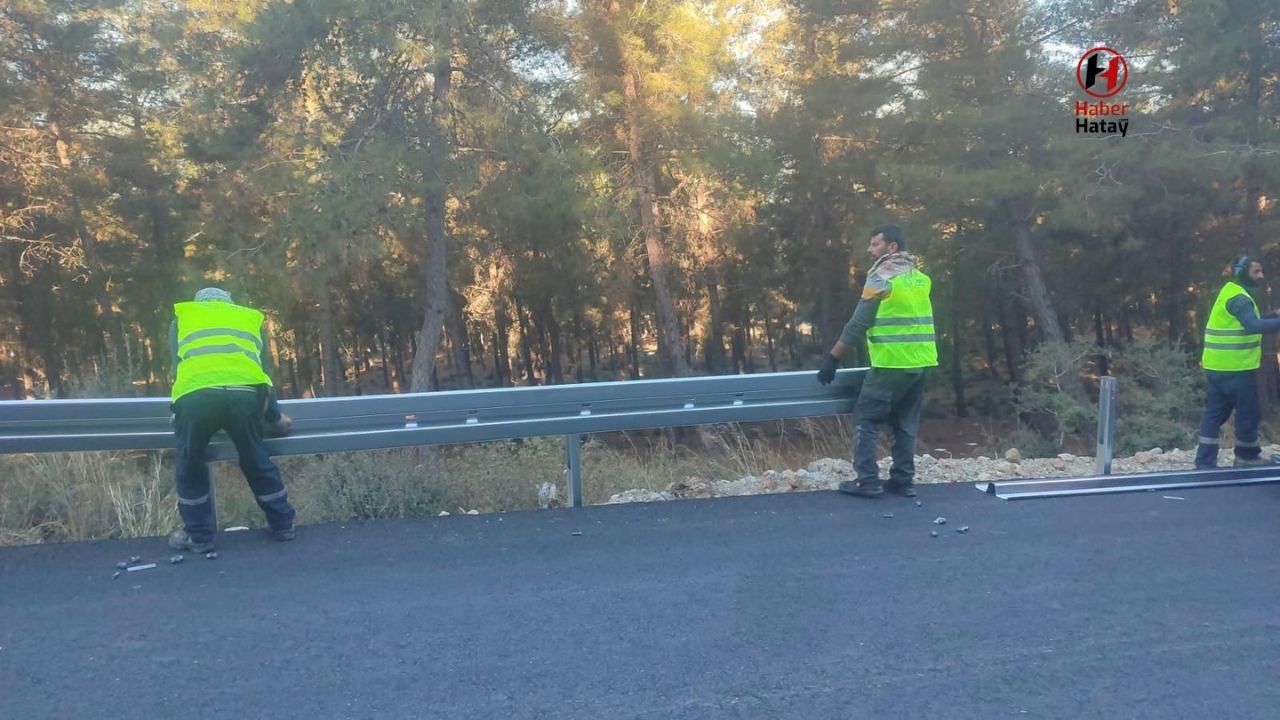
933, 517, 947, 525
930, 531, 939, 538
128, 556, 141, 564
169, 554, 184, 564
571, 531, 583, 536
956, 526, 970, 534
115, 561, 128, 570
915, 501, 923, 507
112, 571, 121, 579
205, 552, 218, 560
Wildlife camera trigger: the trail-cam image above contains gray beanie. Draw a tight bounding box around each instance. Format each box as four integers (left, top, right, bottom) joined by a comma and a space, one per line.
194, 287, 234, 303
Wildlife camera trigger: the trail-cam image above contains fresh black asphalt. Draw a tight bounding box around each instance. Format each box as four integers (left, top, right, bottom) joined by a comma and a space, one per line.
2, 481, 1278, 719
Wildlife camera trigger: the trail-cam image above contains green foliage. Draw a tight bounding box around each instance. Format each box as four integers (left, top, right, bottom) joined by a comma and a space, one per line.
1014, 340, 1100, 450
1105, 338, 1203, 455
1011, 338, 1204, 456
283, 450, 448, 521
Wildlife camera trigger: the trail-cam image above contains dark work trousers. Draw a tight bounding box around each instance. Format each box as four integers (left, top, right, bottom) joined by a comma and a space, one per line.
264, 392, 283, 423
173, 386, 295, 542
1195, 370, 1261, 468
852, 368, 929, 486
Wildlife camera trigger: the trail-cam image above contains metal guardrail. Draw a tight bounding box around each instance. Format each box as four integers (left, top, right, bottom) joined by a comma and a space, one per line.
0, 369, 866, 507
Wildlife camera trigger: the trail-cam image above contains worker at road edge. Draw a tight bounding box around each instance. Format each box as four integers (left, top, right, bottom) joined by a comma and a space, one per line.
1195, 256, 1280, 469
817, 224, 938, 498
167, 287, 296, 553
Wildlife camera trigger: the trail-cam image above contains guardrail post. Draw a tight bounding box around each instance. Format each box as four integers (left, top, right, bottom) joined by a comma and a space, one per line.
1095, 376, 1117, 476
565, 433, 583, 507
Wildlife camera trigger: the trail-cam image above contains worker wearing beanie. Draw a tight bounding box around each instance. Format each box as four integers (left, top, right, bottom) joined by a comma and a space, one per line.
166, 287, 296, 552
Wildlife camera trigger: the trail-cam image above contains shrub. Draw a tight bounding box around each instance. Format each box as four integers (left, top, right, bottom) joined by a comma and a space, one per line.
1009, 338, 1202, 456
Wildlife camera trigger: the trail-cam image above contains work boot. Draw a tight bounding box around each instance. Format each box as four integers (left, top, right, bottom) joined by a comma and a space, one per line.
270, 525, 296, 542
265, 413, 293, 438
885, 481, 918, 498
839, 480, 884, 498
1232, 455, 1272, 468
168, 529, 215, 554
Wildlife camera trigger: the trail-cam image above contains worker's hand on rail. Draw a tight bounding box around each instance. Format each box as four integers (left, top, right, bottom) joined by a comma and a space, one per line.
817, 354, 839, 385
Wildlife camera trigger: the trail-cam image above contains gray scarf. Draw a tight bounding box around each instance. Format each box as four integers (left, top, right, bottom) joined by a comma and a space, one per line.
868, 251, 919, 283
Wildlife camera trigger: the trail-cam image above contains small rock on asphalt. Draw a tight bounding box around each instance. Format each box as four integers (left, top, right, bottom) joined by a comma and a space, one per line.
169, 554, 184, 564
205, 552, 218, 560
930, 531, 939, 538
115, 561, 128, 569
128, 556, 141, 564
956, 526, 970, 534
933, 517, 947, 525
571, 531, 583, 536
112, 571, 121, 579
915, 501, 923, 507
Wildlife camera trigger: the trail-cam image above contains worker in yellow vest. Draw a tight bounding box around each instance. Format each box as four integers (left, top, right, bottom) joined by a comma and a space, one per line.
167, 288, 296, 553
1195, 257, 1280, 469
817, 224, 937, 497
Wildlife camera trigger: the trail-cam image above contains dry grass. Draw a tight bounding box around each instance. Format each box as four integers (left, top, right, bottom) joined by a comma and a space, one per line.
0, 419, 856, 546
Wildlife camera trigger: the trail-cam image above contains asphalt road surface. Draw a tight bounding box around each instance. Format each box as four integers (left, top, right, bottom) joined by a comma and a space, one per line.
2, 481, 1278, 719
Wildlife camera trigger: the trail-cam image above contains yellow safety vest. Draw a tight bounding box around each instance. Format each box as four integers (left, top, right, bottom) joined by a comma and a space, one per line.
171, 301, 272, 401
866, 269, 939, 369
1202, 282, 1261, 371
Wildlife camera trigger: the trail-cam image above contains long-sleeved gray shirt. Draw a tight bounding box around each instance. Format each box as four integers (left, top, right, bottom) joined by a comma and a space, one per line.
1225, 294, 1280, 334
838, 274, 890, 347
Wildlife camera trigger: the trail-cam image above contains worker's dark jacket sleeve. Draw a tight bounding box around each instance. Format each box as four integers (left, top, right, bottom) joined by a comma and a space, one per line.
1226, 295, 1280, 334
838, 274, 892, 347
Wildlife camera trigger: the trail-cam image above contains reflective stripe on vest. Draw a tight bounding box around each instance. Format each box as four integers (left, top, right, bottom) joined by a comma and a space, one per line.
1202, 282, 1261, 372
171, 301, 272, 402
866, 269, 939, 369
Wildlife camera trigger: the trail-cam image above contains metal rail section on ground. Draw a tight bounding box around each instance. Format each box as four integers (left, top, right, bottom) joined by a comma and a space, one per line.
0, 369, 865, 507
978, 465, 1280, 500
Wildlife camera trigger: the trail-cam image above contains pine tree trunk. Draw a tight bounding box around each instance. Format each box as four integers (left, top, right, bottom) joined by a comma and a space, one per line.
610, 0, 688, 378
446, 289, 473, 388
516, 298, 537, 384
949, 280, 967, 417
392, 329, 408, 392
703, 278, 728, 373
379, 335, 392, 391
981, 301, 1000, 379
627, 294, 642, 379
318, 281, 344, 396
409, 58, 454, 393
763, 303, 778, 373
999, 291, 1025, 385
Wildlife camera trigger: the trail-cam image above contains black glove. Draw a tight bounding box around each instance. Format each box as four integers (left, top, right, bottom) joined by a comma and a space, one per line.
265, 413, 292, 438
817, 353, 840, 385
